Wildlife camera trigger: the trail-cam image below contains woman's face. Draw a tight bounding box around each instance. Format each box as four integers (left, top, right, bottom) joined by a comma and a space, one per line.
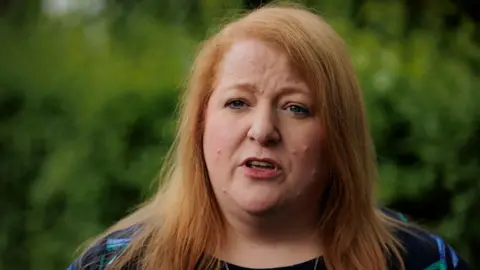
203, 39, 324, 217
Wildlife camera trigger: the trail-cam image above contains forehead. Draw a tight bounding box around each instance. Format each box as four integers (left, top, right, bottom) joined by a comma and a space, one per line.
215, 39, 304, 86
222, 39, 287, 66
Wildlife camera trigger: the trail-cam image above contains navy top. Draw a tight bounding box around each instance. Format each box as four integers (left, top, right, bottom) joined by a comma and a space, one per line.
67, 209, 469, 270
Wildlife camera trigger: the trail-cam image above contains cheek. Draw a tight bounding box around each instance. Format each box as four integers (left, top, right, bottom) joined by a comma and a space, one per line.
203, 110, 243, 188
203, 112, 237, 163
291, 137, 325, 199
291, 130, 324, 175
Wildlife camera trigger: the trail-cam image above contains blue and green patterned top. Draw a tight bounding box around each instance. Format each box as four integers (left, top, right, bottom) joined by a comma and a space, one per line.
67, 209, 469, 270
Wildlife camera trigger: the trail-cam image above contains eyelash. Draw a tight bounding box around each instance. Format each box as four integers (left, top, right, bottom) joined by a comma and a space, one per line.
225, 99, 248, 109
224, 99, 311, 117
286, 104, 311, 116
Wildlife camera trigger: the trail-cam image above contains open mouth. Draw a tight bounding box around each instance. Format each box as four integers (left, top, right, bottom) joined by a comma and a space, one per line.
245, 160, 276, 170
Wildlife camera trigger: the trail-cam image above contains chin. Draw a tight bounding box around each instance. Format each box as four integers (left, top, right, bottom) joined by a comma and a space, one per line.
243, 207, 277, 217
235, 197, 280, 217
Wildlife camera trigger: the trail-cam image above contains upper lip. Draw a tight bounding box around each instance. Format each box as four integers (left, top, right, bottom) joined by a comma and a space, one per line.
241, 157, 282, 169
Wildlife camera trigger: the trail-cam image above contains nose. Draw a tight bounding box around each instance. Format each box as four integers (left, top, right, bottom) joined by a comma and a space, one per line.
247, 105, 280, 146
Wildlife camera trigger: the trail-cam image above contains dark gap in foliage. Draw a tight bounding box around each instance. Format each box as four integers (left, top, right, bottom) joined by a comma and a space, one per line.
449, 0, 480, 24
404, 0, 424, 33
458, 121, 480, 164
43, 193, 67, 230
39, 95, 68, 118
243, 0, 271, 10
99, 178, 142, 225
375, 96, 422, 167
351, 0, 366, 27
0, 138, 47, 270
126, 116, 159, 155
464, 194, 480, 260
388, 165, 453, 223
124, 90, 177, 159
0, 85, 25, 121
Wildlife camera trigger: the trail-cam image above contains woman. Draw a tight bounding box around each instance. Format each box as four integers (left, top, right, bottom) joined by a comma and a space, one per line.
68, 3, 469, 270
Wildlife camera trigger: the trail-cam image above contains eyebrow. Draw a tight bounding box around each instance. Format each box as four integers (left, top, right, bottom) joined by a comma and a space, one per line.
225, 82, 310, 95
225, 82, 257, 93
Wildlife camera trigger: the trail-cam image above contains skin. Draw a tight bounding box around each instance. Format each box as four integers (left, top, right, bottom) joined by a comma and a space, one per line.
202, 39, 325, 268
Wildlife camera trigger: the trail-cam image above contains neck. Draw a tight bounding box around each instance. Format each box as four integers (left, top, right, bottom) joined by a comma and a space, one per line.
227, 207, 320, 243
218, 205, 323, 268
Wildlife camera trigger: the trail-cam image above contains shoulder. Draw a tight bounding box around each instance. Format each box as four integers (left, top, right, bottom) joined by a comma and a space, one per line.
67, 226, 140, 270
380, 208, 469, 270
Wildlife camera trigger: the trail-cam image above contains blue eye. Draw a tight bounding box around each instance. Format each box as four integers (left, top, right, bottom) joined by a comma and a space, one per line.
287, 104, 310, 116
226, 99, 248, 109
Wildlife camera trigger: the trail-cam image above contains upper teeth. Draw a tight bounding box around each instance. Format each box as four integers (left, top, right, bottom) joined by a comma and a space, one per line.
250, 161, 274, 167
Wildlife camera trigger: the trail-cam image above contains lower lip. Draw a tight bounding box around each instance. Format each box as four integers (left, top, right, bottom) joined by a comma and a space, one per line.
241, 165, 282, 179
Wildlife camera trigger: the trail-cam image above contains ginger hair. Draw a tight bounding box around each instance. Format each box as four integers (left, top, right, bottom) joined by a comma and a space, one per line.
80, 3, 406, 270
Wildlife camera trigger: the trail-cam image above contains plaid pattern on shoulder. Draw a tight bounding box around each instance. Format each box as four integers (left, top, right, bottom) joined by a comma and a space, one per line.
67, 226, 139, 270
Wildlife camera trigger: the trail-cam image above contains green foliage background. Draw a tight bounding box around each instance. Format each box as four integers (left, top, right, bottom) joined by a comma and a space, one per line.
0, 0, 478, 269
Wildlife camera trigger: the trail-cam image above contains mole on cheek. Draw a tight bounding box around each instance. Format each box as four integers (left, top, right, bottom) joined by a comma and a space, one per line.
294, 190, 302, 198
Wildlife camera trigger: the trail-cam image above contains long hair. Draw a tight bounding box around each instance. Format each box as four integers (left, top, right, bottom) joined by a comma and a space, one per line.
82, 3, 407, 270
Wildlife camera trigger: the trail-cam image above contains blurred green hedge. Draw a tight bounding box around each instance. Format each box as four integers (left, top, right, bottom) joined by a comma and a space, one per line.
0, 1, 478, 269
